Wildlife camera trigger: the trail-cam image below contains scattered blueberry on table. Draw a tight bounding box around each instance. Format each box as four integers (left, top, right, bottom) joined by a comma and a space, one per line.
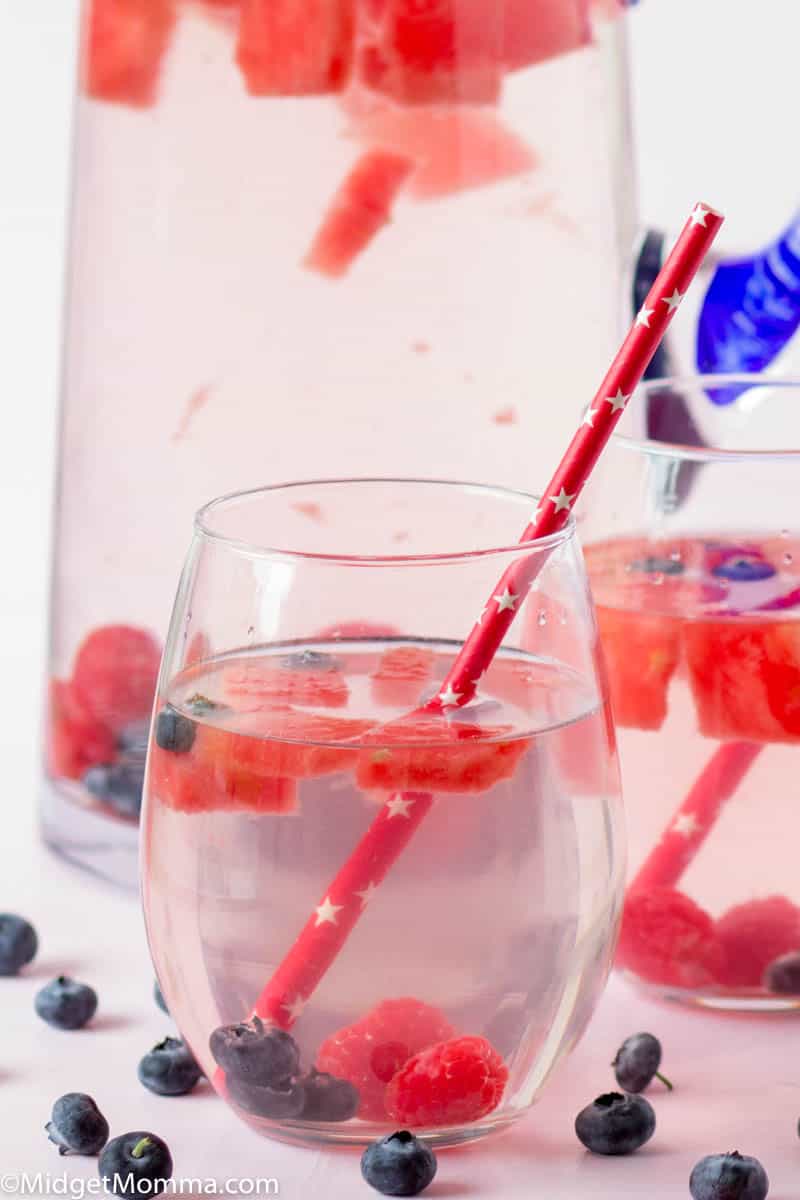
46, 1093, 109, 1156
99, 1133, 173, 1197
0, 913, 38, 975
613, 1032, 672, 1092
138, 1037, 202, 1096
689, 1151, 769, 1200
574, 1092, 656, 1155
361, 1131, 437, 1197
154, 705, 196, 754
35, 977, 98, 1030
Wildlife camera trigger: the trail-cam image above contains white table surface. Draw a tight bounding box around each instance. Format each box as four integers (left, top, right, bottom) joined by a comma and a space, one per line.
3, 4, 800, 1198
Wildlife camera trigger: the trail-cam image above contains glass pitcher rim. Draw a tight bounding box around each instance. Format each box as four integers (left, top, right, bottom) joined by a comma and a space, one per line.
613, 373, 800, 463
194, 476, 576, 565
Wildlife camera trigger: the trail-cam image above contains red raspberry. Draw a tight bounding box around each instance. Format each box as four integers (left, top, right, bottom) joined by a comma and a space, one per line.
73, 625, 162, 731
384, 1035, 508, 1127
715, 895, 800, 987
617, 887, 725, 989
47, 680, 116, 780
316, 997, 455, 1120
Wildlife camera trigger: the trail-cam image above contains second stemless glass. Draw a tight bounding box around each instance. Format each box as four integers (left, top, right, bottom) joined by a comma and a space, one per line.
142, 479, 623, 1147
582, 376, 800, 1011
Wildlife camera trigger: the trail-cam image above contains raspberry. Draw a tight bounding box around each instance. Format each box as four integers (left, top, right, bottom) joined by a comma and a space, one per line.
73, 625, 162, 732
714, 895, 800, 988
384, 1035, 508, 1127
617, 887, 725, 989
316, 997, 455, 1120
47, 680, 117, 781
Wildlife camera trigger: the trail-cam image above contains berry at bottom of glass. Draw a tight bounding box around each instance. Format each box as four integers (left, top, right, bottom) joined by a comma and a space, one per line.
143, 638, 620, 1147
586, 531, 800, 1010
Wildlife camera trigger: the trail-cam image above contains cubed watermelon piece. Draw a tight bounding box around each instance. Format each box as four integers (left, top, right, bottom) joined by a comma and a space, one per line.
47, 680, 117, 781
352, 108, 536, 200
356, 711, 530, 794
358, 0, 503, 105
684, 618, 800, 743
500, 0, 591, 72
304, 150, 414, 278
84, 0, 177, 107
149, 742, 298, 814
236, 0, 354, 95
222, 661, 349, 709
201, 710, 373, 779
371, 646, 436, 706
595, 605, 681, 731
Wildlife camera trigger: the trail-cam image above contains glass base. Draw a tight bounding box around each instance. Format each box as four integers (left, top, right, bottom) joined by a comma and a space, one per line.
40, 775, 139, 891
236, 1109, 522, 1150
621, 970, 800, 1014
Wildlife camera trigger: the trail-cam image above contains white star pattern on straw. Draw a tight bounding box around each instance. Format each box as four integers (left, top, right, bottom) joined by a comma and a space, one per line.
355, 882, 378, 909
550, 487, 576, 514
476, 605, 490, 624
690, 204, 709, 227
282, 994, 307, 1021
661, 288, 684, 312
583, 406, 598, 428
671, 813, 702, 838
635, 306, 654, 328
438, 685, 462, 707
493, 588, 519, 613
386, 796, 414, 819
605, 388, 631, 413
314, 896, 343, 926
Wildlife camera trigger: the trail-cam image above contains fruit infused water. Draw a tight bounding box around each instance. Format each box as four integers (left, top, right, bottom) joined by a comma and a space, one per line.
44, 0, 634, 884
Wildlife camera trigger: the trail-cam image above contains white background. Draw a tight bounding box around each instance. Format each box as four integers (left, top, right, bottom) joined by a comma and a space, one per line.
2, 4, 800, 1198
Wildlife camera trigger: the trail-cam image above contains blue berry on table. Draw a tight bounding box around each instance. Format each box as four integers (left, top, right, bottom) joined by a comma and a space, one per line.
46, 1093, 109, 1156
35, 976, 98, 1030
298, 1069, 359, 1122
83, 763, 145, 819
209, 1017, 299, 1086
226, 1075, 306, 1119
99, 1133, 173, 1196
361, 1131, 437, 1196
575, 1092, 656, 1155
154, 706, 196, 754
153, 979, 169, 1015
689, 1152, 769, 1200
0, 913, 38, 975
613, 1032, 672, 1093
763, 950, 800, 994
138, 1037, 202, 1096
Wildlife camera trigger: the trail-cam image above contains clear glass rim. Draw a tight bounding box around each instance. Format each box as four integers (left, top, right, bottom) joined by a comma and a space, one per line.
614, 374, 800, 462
194, 477, 576, 565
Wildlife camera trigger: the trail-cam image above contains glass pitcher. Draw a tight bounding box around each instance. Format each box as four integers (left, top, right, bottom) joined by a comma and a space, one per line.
43, 0, 636, 886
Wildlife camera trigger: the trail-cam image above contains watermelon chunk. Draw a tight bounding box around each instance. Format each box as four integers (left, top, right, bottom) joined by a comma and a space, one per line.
371, 645, 436, 706
47, 680, 117, 781
149, 742, 298, 814
352, 107, 536, 200
202, 710, 373, 779
595, 605, 681, 731
684, 618, 800, 743
500, 0, 591, 72
236, 0, 354, 95
222, 661, 349, 709
304, 150, 414, 278
356, 711, 530, 794
84, 0, 177, 107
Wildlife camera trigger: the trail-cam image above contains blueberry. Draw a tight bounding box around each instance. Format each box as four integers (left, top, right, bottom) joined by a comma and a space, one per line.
209, 1017, 299, 1086
226, 1075, 306, 1119
35, 976, 98, 1030
711, 556, 776, 582
281, 649, 341, 672
117, 720, 150, 758
763, 951, 800, 994
575, 1092, 656, 1155
99, 1133, 173, 1197
298, 1069, 359, 1122
0, 913, 38, 975
153, 979, 169, 1015
361, 1131, 437, 1197
46, 1093, 109, 1156
689, 1152, 769, 1200
83, 764, 144, 819
630, 555, 685, 576
154, 705, 196, 754
612, 1033, 672, 1093
138, 1037, 202, 1096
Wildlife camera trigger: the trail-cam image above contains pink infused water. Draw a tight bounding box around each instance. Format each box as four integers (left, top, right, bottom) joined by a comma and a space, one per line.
143, 639, 623, 1144
585, 534, 800, 1007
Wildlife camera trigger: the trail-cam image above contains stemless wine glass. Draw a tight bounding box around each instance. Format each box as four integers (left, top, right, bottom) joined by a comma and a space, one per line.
581, 375, 800, 1010
142, 478, 623, 1148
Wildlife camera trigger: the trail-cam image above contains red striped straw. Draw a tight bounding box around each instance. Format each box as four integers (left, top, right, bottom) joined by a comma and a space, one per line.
252, 202, 725, 1029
